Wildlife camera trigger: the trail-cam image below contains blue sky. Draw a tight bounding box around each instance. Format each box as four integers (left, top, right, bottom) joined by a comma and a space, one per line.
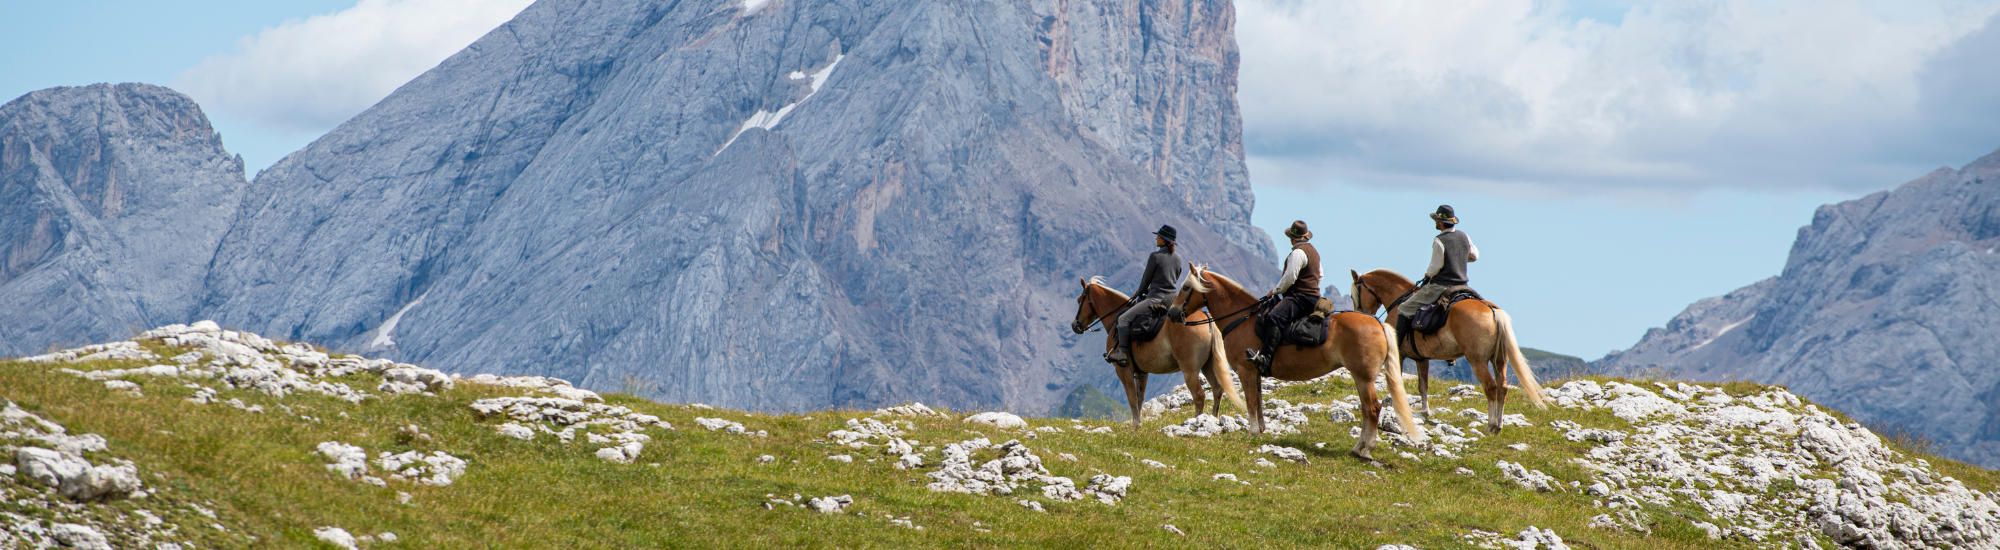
5, 0, 1998, 359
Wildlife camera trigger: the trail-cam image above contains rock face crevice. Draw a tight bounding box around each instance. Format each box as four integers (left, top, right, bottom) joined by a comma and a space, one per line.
1, 0, 1275, 415
0, 83, 245, 351
1599, 148, 2000, 467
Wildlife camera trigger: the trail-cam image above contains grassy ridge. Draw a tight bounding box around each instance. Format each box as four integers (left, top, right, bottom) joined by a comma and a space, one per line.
4, 343, 1997, 549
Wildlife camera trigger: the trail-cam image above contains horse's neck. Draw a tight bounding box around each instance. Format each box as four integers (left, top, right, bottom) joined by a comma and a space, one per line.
1091, 287, 1130, 313
1367, 273, 1416, 312
1204, 276, 1258, 314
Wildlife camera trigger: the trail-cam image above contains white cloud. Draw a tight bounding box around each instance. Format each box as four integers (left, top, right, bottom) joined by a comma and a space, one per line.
174, 0, 533, 134
1237, 0, 2000, 195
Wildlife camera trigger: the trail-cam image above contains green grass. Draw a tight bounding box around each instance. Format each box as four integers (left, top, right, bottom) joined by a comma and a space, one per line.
1052, 384, 1129, 422
5, 349, 1997, 549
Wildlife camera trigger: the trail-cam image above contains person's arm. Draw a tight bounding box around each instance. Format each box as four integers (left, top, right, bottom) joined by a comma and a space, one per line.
1271, 249, 1304, 294
1424, 237, 1445, 277
1466, 235, 1480, 262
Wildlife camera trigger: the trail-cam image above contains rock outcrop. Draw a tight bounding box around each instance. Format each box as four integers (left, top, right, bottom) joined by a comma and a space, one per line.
0, 83, 245, 353
1599, 148, 2000, 467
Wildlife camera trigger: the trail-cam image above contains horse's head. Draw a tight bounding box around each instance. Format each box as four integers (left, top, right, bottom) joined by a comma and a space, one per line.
1169, 262, 1212, 322
1070, 277, 1099, 334
1349, 269, 1379, 315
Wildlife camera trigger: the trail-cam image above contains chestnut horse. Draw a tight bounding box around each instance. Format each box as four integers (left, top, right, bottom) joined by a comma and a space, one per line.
1071, 277, 1245, 428
1168, 265, 1422, 461
1349, 269, 1545, 434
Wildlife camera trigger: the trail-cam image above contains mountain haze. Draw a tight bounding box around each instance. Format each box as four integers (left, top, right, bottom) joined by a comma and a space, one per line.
0, 0, 1278, 414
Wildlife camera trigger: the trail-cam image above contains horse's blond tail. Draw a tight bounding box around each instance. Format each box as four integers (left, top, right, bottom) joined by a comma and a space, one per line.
1207, 321, 1246, 413
1491, 308, 1547, 409
1379, 320, 1423, 440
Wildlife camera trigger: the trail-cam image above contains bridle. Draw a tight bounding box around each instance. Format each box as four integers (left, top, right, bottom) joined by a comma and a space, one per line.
1175, 270, 1270, 334
1353, 276, 1390, 320
1072, 283, 1130, 334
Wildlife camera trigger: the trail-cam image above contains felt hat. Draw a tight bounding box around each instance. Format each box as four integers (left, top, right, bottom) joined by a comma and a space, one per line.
1154, 224, 1178, 243
1284, 220, 1312, 241
1429, 205, 1459, 225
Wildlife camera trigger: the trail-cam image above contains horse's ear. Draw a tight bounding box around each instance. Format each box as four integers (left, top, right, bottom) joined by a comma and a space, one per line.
1350, 269, 1361, 282
1079, 277, 1087, 288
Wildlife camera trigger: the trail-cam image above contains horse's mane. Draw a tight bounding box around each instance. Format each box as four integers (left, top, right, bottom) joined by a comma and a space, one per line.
1085, 276, 1129, 300
1368, 268, 1413, 285
1187, 266, 1243, 294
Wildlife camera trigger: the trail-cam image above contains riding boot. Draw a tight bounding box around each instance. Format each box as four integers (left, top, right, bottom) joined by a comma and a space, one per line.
1245, 322, 1277, 377
1106, 325, 1134, 367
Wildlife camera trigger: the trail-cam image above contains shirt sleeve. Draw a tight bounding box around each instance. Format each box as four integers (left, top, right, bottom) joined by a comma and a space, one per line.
1465, 235, 1480, 262
1273, 249, 1305, 293
1425, 237, 1445, 278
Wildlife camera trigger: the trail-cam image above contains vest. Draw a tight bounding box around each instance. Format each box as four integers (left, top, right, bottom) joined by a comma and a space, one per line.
1431, 231, 1471, 286
1287, 242, 1322, 298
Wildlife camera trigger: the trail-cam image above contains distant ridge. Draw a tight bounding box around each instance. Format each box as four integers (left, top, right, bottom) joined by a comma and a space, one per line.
1599, 147, 2000, 467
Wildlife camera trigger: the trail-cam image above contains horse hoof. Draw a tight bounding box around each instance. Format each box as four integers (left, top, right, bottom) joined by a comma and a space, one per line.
1485, 424, 1502, 435
1348, 450, 1372, 461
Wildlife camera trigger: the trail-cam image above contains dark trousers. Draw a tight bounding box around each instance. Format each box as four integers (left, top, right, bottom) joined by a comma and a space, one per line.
1260, 292, 1317, 350
1115, 296, 1166, 349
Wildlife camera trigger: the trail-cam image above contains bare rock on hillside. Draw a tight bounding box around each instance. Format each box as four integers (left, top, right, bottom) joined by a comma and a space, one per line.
1598, 148, 2000, 467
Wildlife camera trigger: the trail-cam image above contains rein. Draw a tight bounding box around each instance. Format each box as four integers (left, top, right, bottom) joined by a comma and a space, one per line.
1177, 275, 1271, 335
1077, 285, 1133, 333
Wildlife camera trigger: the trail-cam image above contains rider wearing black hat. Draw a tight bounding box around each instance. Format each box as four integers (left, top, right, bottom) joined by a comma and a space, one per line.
1396, 205, 1479, 322
1107, 225, 1184, 367
1246, 220, 1322, 375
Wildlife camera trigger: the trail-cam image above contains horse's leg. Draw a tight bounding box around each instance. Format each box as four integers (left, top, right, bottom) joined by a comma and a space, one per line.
1116, 364, 1144, 429
1180, 363, 1206, 419
1351, 366, 1381, 461
1466, 347, 1502, 435
1418, 359, 1432, 418
1136, 371, 1151, 418
1485, 351, 1508, 434
1243, 363, 1265, 436
1203, 365, 1225, 416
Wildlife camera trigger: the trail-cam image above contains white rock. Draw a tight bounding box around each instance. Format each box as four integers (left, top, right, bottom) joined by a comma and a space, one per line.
15, 447, 142, 501
49, 523, 111, 550
875, 402, 945, 417
313, 526, 359, 550
962, 412, 1027, 429
1084, 474, 1131, 505
495, 423, 535, 440
806, 495, 853, 514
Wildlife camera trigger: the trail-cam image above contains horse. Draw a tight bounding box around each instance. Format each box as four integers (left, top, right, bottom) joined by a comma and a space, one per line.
1167, 264, 1422, 461
1071, 277, 1245, 428
1348, 269, 1546, 434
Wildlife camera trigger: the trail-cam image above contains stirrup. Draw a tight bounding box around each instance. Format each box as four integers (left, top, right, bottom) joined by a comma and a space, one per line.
1105, 348, 1132, 367
1245, 349, 1272, 378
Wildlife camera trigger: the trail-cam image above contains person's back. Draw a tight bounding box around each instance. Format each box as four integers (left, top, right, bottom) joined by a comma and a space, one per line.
1397, 205, 1479, 322
1246, 221, 1322, 374
1106, 225, 1182, 367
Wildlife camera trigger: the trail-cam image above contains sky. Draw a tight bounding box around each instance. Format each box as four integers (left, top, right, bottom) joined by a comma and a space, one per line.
5, 0, 1999, 359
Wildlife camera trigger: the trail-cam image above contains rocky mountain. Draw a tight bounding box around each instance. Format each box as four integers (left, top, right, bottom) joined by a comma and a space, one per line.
1598, 148, 2000, 467
0, 0, 1277, 414
0, 84, 245, 354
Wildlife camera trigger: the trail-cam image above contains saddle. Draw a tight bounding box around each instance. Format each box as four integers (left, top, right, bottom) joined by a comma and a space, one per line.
1400, 286, 1487, 360
1129, 302, 1170, 343
1409, 286, 1483, 335
1277, 297, 1340, 348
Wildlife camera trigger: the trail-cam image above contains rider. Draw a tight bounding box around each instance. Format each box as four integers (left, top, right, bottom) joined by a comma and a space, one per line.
1246, 221, 1321, 374
1396, 205, 1479, 325
1106, 225, 1184, 367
